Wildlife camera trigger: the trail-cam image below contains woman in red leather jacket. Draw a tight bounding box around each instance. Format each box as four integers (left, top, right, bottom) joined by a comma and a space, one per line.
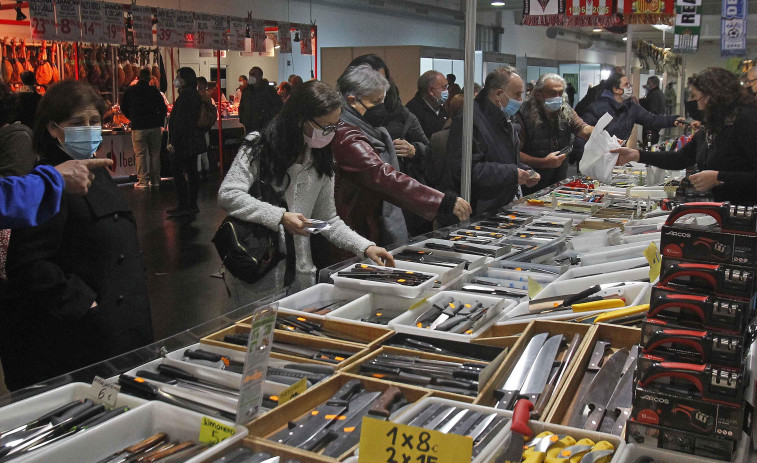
330, 65, 471, 257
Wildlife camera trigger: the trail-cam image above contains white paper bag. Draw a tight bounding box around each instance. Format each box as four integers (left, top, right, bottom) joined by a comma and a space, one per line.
579, 113, 621, 183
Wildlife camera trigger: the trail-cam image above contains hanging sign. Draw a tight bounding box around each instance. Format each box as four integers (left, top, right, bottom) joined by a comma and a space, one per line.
228, 17, 247, 51
131, 5, 154, 46
194, 13, 213, 50
300, 27, 313, 55
55, 0, 82, 42
277, 22, 292, 53
673, 0, 701, 53
156, 9, 179, 47
564, 0, 616, 27
250, 19, 266, 53
211, 15, 229, 50
721, 0, 748, 56
621, 0, 675, 24
176, 10, 196, 49
79, 1, 104, 43
102, 2, 126, 45
522, 0, 565, 26
28, 0, 57, 40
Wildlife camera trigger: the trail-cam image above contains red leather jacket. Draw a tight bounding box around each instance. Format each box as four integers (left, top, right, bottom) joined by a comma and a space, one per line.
333, 122, 444, 244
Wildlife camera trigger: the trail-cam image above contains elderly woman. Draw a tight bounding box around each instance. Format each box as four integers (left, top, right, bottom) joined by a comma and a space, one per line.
326, 65, 471, 265
613, 67, 757, 205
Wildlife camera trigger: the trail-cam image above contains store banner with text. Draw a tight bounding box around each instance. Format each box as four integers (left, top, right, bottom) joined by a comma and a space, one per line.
251, 19, 266, 53
621, 0, 674, 24
79, 1, 105, 43
131, 5, 154, 46
175, 10, 195, 49
523, 0, 565, 25
300, 27, 313, 55
278, 22, 292, 53
211, 15, 229, 50
228, 17, 247, 51
28, 0, 56, 40
194, 13, 213, 50
565, 0, 616, 27
673, 0, 701, 53
102, 2, 126, 45
721, 0, 748, 56
55, 0, 82, 42
156, 9, 179, 47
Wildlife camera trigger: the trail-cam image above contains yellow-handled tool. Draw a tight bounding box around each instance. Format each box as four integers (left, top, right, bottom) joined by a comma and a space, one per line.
575, 304, 650, 324
543, 435, 577, 463
570, 298, 627, 313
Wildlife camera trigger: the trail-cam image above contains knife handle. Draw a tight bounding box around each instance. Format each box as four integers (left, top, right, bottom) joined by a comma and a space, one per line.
123, 433, 169, 454
78, 406, 129, 429
369, 386, 403, 418
136, 370, 178, 385
184, 349, 222, 363
584, 404, 607, 431
495, 390, 518, 410
638, 361, 707, 394
571, 298, 626, 313
49, 398, 96, 426
142, 441, 196, 463
561, 285, 602, 307
33, 400, 84, 427
511, 399, 534, 436
665, 202, 726, 227
119, 374, 160, 398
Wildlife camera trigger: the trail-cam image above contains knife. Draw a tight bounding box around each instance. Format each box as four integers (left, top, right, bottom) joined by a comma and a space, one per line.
516, 334, 563, 409
299, 390, 383, 452
0, 400, 84, 441
566, 348, 629, 429
406, 403, 446, 428
437, 409, 469, 433
568, 340, 610, 419
93, 433, 168, 463
533, 333, 582, 419
494, 333, 549, 410
428, 300, 464, 330
597, 355, 638, 435
492, 399, 534, 463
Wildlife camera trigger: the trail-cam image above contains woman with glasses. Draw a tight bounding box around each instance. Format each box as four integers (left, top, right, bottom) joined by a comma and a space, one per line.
613, 67, 757, 205
218, 80, 394, 303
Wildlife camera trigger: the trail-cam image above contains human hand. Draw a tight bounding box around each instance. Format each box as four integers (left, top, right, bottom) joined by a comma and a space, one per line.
393, 139, 415, 158
688, 170, 722, 192
674, 117, 688, 127
453, 197, 472, 221
365, 246, 395, 267
517, 168, 532, 185
280, 212, 311, 236
167, 143, 175, 154
525, 171, 540, 188
543, 151, 568, 168
611, 147, 640, 165
55, 158, 113, 195
690, 120, 702, 130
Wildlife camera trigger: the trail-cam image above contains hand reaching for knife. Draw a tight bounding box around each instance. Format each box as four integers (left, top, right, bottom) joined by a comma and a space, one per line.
365, 245, 395, 267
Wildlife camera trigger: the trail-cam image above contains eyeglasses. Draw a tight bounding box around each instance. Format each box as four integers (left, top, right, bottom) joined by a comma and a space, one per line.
310, 120, 337, 136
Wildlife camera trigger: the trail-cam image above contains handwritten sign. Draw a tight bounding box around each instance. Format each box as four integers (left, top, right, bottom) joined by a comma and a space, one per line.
278, 377, 307, 406
359, 417, 473, 463
175, 10, 195, 48
228, 16, 247, 51
211, 15, 229, 50
192, 13, 212, 50
86, 376, 121, 408
131, 5, 154, 46
102, 2, 126, 45
278, 22, 292, 53
644, 241, 662, 282
79, 1, 104, 43
528, 277, 544, 299
250, 19, 266, 53
28, 0, 56, 40
55, 0, 82, 42
156, 8, 177, 47
198, 417, 236, 445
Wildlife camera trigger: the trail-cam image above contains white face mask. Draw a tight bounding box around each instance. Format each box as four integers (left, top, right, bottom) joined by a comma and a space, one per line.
303, 121, 335, 149
57, 124, 103, 160
249, 76, 258, 86
622, 86, 633, 101
173, 77, 184, 88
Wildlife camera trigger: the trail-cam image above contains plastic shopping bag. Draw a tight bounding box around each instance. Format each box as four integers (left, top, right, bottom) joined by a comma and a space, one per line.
579, 113, 621, 183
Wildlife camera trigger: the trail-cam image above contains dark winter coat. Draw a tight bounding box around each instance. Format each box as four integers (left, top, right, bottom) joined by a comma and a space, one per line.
0, 123, 35, 177
168, 87, 207, 157
405, 92, 448, 139
121, 80, 168, 130
238, 82, 283, 133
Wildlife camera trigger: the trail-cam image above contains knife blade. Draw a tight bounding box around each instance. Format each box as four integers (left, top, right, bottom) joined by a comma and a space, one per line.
419, 406, 458, 431
299, 390, 382, 452
464, 413, 498, 442
492, 399, 533, 463
428, 301, 463, 330
567, 348, 629, 429
495, 333, 549, 410
597, 355, 638, 435
406, 403, 446, 428
517, 334, 564, 408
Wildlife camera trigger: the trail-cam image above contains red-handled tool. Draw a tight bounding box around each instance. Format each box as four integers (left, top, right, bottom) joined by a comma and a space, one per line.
649, 288, 749, 332
641, 318, 744, 367
493, 399, 534, 463
665, 202, 757, 234
660, 262, 754, 298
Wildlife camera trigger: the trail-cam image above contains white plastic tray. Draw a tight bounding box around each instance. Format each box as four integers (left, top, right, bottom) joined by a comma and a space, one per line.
579, 241, 659, 266
20, 401, 247, 463
331, 264, 438, 298
617, 440, 748, 463
391, 245, 488, 271
393, 259, 464, 286
554, 257, 649, 282
389, 291, 516, 342
326, 293, 422, 328
275, 283, 364, 317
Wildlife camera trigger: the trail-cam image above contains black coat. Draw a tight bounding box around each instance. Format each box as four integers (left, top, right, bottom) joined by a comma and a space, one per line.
238, 82, 283, 133
405, 92, 448, 139
383, 105, 430, 184
121, 81, 168, 130
16, 91, 41, 129
2, 147, 153, 390
168, 88, 207, 157
641, 87, 666, 116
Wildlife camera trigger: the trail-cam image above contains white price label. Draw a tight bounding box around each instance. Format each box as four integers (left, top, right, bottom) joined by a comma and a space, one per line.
55, 0, 82, 42
176, 10, 195, 48
131, 5, 154, 46
211, 15, 229, 50
87, 376, 121, 407
251, 19, 266, 53
228, 17, 247, 51
194, 13, 212, 50
79, 1, 104, 43
102, 2, 126, 45
28, 0, 56, 40
156, 8, 179, 47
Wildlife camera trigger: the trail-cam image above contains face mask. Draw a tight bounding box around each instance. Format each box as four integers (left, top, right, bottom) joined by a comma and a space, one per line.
303, 122, 335, 149
59, 125, 103, 160
361, 102, 389, 128
173, 77, 184, 88
502, 97, 522, 117
685, 100, 704, 121
249, 76, 258, 86
439, 89, 449, 104
622, 86, 633, 101
544, 96, 563, 112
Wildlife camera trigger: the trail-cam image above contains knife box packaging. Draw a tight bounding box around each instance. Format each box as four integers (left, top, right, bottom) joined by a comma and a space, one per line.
339, 345, 503, 404
649, 285, 756, 333
474, 320, 591, 416
660, 222, 757, 268
640, 318, 751, 368
245, 373, 430, 460
659, 257, 757, 300
546, 324, 642, 425
201, 324, 372, 371
626, 419, 739, 461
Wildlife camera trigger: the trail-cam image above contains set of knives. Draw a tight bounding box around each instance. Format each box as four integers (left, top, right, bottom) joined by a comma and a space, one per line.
335, 264, 434, 287
413, 297, 494, 333
94, 432, 207, 463
222, 333, 356, 365
520, 432, 616, 463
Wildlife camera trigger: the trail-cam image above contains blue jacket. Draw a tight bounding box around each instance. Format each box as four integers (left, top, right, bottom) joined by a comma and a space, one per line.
0, 165, 63, 228
583, 90, 679, 140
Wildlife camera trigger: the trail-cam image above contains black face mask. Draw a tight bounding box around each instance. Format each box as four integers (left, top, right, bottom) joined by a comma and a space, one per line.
361, 102, 389, 128
685, 100, 704, 121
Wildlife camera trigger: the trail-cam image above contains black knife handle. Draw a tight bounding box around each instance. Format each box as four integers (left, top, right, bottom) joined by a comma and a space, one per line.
78, 406, 129, 429
184, 349, 223, 363
157, 363, 200, 382
495, 390, 518, 410
562, 285, 601, 307
34, 400, 84, 426
119, 374, 160, 398
49, 399, 96, 426
135, 370, 178, 385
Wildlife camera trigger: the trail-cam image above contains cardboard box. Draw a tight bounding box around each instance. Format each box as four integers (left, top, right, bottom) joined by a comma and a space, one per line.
547, 324, 641, 425
474, 320, 592, 420
660, 257, 757, 300
660, 223, 757, 268
246, 373, 430, 461
626, 419, 738, 461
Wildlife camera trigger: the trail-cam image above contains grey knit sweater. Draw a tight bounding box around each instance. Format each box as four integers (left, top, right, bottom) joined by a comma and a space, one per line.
218, 134, 374, 287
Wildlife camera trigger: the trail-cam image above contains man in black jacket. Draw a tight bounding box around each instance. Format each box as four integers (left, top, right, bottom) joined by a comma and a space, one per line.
640, 76, 666, 146
121, 68, 167, 188
405, 70, 449, 139
238, 67, 283, 134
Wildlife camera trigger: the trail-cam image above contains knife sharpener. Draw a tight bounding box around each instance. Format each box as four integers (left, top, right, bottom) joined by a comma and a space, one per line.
649, 285, 755, 332
665, 202, 757, 235
659, 260, 757, 299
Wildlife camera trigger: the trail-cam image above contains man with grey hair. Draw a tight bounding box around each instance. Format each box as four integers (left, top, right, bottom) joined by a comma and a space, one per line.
439, 66, 538, 222
517, 73, 593, 195
405, 70, 449, 139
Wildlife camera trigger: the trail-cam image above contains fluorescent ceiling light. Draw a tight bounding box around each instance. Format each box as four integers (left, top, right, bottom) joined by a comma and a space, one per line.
622, 36, 628, 41
491, 1, 506, 5
593, 28, 603, 32
652, 24, 673, 32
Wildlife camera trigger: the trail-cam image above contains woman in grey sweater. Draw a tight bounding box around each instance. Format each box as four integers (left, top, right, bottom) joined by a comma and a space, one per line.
219, 81, 394, 305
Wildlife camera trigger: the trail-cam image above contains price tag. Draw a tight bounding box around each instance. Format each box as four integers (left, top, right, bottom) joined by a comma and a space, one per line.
86, 376, 120, 408
527, 276, 544, 299
250, 19, 266, 53
228, 17, 247, 51
644, 241, 662, 282
359, 417, 472, 463
55, 0, 82, 42
198, 416, 236, 445
28, 0, 56, 40
79, 1, 104, 43
211, 15, 229, 50
102, 2, 126, 45
277, 21, 292, 53
236, 303, 278, 425
131, 5, 154, 46
156, 8, 178, 47
175, 10, 195, 48
194, 13, 212, 50
278, 377, 307, 406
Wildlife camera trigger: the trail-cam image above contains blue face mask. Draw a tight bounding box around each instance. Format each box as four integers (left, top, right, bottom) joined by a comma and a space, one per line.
502, 97, 522, 117
439, 89, 449, 104
59, 125, 103, 160
544, 96, 563, 112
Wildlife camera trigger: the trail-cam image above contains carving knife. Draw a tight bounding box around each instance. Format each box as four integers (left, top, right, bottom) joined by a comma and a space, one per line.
494, 333, 549, 409
566, 348, 629, 429
597, 355, 638, 435
516, 334, 564, 408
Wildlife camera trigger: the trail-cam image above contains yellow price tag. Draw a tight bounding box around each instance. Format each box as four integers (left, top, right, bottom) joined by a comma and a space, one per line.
527, 277, 544, 299
198, 416, 236, 445
358, 417, 472, 463
643, 242, 662, 282
278, 377, 307, 406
